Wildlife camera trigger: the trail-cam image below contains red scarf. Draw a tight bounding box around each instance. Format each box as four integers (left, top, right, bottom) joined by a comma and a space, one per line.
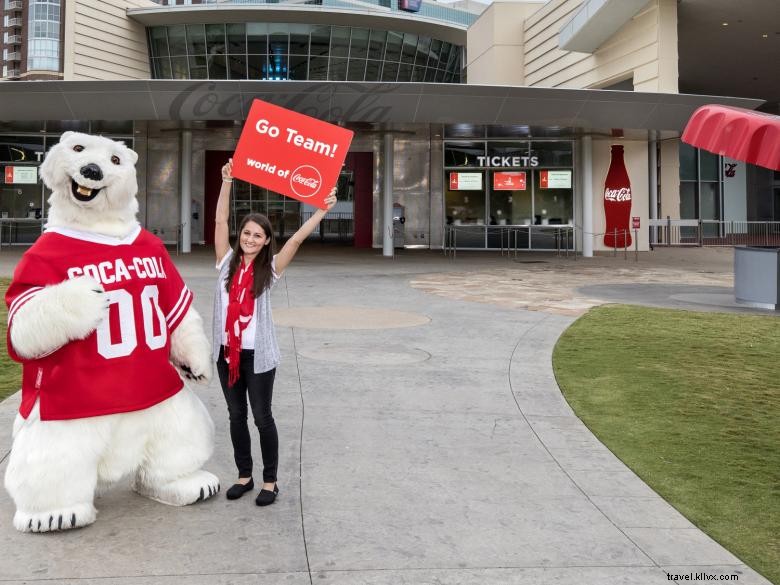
225, 257, 255, 387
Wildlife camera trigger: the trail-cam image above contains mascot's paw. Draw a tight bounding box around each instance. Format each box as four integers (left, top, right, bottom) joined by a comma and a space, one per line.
14, 503, 97, 533
57, 276, 109, 339
133, 470, 220, 507
178, 357, 212, 384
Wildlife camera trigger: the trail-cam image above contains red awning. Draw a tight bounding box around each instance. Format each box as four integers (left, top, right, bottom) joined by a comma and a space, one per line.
682, 105, 780, 171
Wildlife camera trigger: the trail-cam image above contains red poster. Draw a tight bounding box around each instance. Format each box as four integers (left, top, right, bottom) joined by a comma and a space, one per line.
603, 145, 632, 248
632, 216, 640, 229
493, 171, 526, 191
540, 170, 548, 189
449, 172, 459, 190
232, 99, 354, 209
4, 167, 12, 184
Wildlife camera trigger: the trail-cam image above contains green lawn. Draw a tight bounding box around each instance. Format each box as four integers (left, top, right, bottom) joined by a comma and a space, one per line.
553, 305, 779, 584
0, 278, 21, 402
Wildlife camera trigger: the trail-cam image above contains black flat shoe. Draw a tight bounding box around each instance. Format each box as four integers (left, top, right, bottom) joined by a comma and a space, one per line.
226, 479, 254, 500
255, 484, 279, 507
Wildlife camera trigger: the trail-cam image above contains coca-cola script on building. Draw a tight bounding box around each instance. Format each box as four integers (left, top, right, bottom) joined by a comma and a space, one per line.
232, 99, 354, 209
603, 145, 632, 248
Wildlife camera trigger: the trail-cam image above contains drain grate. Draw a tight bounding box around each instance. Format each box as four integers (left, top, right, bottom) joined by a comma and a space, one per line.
513, 260, 548, 264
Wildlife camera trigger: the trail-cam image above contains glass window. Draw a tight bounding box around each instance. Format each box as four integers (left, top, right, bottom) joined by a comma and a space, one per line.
415, 36, 430, 67
679, 182, 697, 219
308, 56, 328, 80
91, 121, 133, 135
247, 54, 267, 79
228, 54, 247, 79
186, 24, 206, 55
347, 58, 366, 81
533, 170, 573, 226
679, 142, 697, 181
445, 172, 486, 248
268, 24, 289, 55
412, 66, 425, 82
0, 136, 44, 163
328, 57, 347, 81
490, 173, 532, 225
700, 149, 719, 181
189, 55, 207, 79
207, 53, 227, 79
488, 142, 530, 162
247, 23, 268, 54
401, 33, 418, 64
330, 26, 350, 58
267, 53, 288, 80
445, 141, 484, 167
397, 63, 412, 82
289, 54, 308, 80
167, 25, 187, 56
365, 60, 381, 81
310, 26, 330, 57
152, 57, 172, 78
428, 39, 442, 69
531, 141, 572, 167
44, 120, 88, 133
170, 56, 189, 79
349, 28, 369, 59
367, 30, 386, 60
384, 31, 403, 62
227, 23, 246, 54
205, 24, 226, 55
381, 61, 398, 82
289, 25, 310, 55
150, 27, 169, 57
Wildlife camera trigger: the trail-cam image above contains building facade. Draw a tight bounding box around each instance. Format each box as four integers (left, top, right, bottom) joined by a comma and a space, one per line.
0, 0, 776, 253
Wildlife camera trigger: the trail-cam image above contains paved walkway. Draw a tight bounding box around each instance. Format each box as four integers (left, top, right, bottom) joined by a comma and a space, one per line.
0, 245, 773, 585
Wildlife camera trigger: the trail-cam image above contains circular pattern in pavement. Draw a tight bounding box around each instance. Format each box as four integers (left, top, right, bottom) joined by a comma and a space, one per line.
273, 306, 431, 329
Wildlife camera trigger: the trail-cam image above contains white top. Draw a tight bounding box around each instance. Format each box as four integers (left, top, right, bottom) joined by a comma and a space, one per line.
217, 250, 279, 350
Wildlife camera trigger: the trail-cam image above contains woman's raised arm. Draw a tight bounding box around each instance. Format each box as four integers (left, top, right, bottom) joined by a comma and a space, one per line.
274, 188, 337, 274
215, 159, 233, 263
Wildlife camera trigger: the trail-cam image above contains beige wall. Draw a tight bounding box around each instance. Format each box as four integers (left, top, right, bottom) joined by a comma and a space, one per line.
468, 0, 679, 93
466, 3, 537, 85
64, 0, 155, 81
590, 139, 650, 251
523, 0, 678, 92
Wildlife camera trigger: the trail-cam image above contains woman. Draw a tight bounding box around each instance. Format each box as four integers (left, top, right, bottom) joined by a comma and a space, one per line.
214, 158, 336, 506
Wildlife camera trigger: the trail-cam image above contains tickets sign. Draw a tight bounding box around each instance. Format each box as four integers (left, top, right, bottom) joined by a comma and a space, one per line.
232, 99, 354, 209
493, 171, 526, 191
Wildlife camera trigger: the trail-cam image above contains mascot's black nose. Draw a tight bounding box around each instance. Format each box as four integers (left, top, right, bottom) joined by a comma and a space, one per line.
80, 163, 103, 181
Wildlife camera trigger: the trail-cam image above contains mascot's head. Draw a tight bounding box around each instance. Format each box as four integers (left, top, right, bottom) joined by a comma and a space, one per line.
40, 131, 140, 237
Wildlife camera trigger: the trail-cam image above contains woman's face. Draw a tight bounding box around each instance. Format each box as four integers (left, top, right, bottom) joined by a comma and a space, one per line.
240, 220, 268, 257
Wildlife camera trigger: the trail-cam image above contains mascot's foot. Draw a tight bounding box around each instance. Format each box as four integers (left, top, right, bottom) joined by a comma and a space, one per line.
14, 502, 97, 533
134, 470, 220, 507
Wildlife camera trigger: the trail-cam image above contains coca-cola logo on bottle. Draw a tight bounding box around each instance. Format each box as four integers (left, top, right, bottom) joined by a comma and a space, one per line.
604, 187, 632, 202
289, 165, 322, 198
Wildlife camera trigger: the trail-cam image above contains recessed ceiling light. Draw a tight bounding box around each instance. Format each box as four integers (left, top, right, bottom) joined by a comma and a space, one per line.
722, 22, 728, 26
762, 34, 768, 38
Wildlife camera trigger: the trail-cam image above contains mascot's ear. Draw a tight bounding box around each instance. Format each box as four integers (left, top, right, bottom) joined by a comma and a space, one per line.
116, 140, 138, 166
39, 138, 64, 189
60, 131, 75, 143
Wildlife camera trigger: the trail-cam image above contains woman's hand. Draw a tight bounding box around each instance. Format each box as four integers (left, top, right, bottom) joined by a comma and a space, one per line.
323, 187, 337, 211
221, 159, 233, 182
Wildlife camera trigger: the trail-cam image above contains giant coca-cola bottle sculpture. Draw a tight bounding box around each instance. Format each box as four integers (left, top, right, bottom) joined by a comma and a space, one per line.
603, 144, 632, 248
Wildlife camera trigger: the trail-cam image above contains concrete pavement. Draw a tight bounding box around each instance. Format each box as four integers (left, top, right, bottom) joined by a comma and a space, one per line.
0, 245, 774, 584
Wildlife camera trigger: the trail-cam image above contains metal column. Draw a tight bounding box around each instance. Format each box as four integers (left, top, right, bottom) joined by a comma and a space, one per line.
581, 135, 593, 258
180, 128, 192, 254
382, 133, 394, 257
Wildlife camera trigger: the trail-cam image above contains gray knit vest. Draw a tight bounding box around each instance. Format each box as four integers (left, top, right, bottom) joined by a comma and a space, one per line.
212, 249, 280, 374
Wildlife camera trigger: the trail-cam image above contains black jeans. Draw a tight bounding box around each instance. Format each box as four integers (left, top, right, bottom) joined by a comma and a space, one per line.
217, 347, 278, 483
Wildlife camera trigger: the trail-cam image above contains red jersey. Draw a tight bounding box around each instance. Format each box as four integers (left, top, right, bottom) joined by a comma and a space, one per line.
6, 226, 193, 421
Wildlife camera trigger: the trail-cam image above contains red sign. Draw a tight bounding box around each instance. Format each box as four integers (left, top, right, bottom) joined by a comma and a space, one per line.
4, 166, 12, 184
232, 99, 354, 209
493, 171, 526, 191
632, 216, 640, 229
603, 145, 632, 248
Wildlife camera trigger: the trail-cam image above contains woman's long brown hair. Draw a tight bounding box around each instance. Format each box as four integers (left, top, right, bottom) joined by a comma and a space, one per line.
225, 213, 276, 298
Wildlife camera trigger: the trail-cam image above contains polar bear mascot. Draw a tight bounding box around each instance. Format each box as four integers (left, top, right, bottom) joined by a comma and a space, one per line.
4, 131, 219, 533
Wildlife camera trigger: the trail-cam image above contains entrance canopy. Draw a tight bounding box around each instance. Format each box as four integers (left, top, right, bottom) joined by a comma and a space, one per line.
682, 104, 780, 171
0, 80, 763, 132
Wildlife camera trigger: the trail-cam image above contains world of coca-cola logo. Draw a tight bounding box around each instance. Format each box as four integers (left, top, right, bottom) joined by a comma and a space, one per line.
604, 187, 632, 202
289, 165, 322, 198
